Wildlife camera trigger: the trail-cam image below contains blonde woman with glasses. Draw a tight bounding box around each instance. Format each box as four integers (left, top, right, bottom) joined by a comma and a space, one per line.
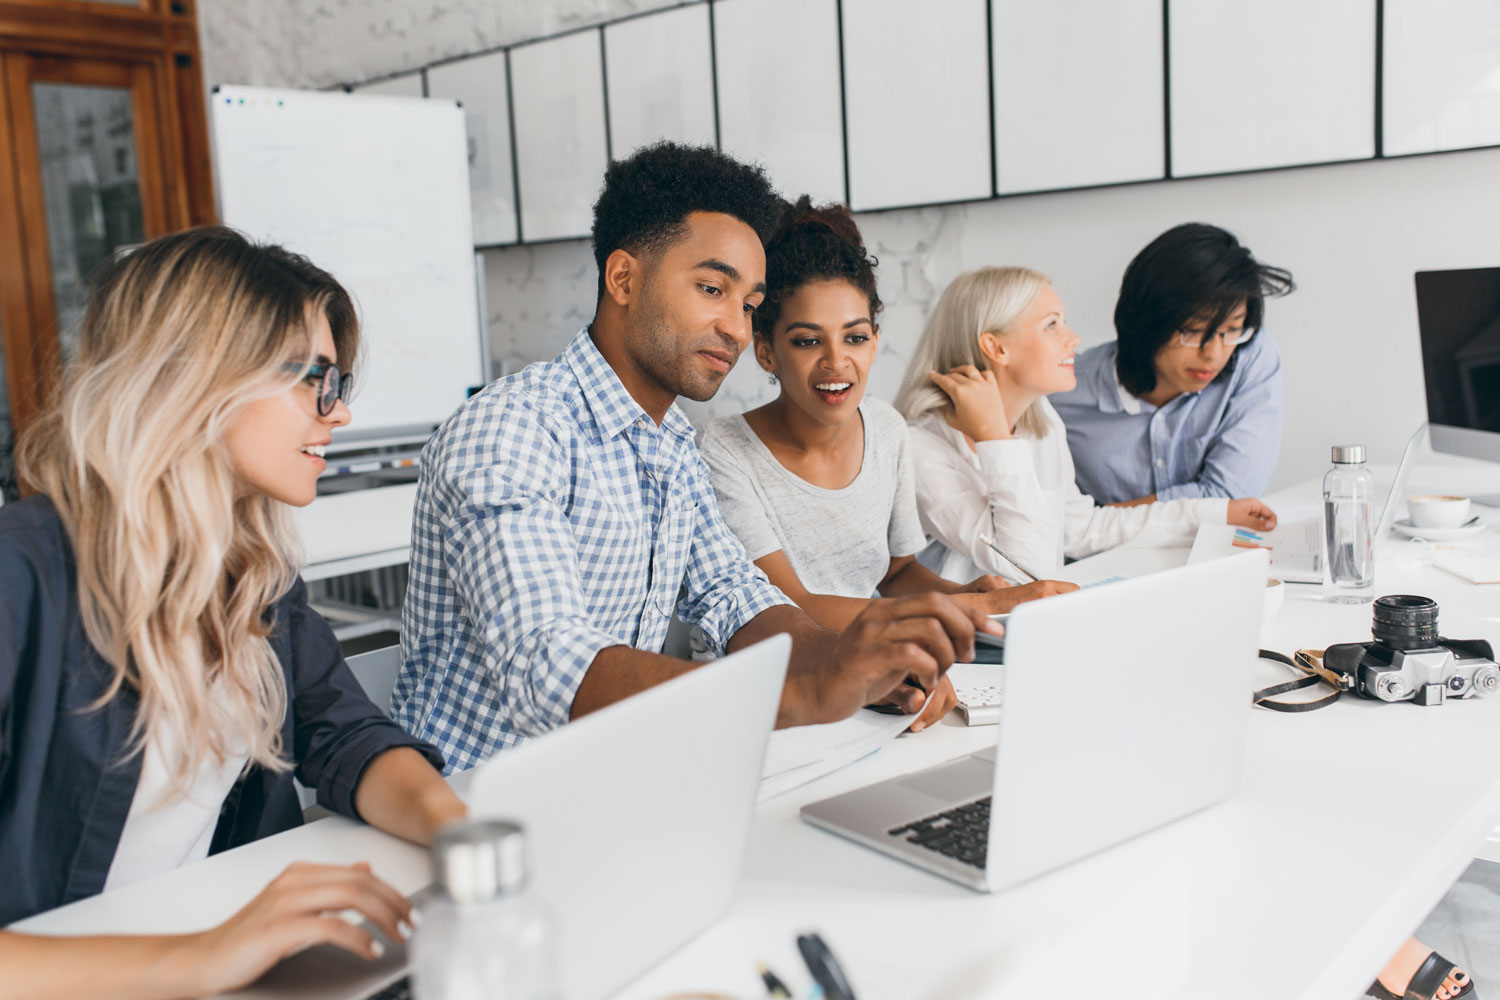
894, 267, 1278, 583
0, 227, 466, 997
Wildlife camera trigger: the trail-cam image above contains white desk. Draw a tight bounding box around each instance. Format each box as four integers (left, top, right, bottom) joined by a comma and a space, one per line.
15, 469, 1500, 1000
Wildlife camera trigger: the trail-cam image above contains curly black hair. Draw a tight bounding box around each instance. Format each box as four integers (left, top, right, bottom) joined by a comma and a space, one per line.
590, 141, 783, 300
752, 195, 882, 339
1114, 222, 1294, 396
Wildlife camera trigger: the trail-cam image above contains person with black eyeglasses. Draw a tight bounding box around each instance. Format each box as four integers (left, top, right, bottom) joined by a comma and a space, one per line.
1051, 222, 1294, 507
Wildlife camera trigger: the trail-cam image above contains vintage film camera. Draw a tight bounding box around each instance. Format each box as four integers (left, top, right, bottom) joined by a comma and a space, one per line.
1323, 595, 1499, 705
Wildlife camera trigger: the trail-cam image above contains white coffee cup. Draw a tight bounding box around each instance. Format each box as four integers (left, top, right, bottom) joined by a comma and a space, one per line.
1407, 494, 1471, 529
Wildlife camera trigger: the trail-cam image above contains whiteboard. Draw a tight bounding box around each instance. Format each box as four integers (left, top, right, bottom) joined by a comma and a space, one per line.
715, 0, 844, 204
604, 5, 716, 158
427, 51, 520, 246
511, 30, 609, 242
842, 0, 992, 210
212, 85, 484, 441
1383, 0, 1500, 157
353, 72, 425, 98
1169, 0, 1375, 177
992, 0, 1164, 194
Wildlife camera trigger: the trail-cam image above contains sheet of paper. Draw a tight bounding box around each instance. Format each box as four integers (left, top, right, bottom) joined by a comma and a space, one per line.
758, 694, 931, 802
1432, 549, 1500, 584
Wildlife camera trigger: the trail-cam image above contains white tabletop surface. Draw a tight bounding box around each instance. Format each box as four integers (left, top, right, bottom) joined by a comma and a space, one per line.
15, 457, 1500, 1000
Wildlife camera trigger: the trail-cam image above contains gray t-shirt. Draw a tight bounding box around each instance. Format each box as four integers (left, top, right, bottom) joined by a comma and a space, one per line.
697, 398, 927, 599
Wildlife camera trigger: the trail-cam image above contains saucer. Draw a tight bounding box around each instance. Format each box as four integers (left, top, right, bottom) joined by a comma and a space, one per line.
1392, 516, 1486, 540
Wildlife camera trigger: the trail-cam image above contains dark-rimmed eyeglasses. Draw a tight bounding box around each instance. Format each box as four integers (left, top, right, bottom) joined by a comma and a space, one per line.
282, 361, 353, 417
1172, 327, 1256, 349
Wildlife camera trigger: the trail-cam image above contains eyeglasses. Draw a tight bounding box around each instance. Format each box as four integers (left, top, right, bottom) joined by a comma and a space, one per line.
1173, 327, 1256, 349
282, 361, 352, 416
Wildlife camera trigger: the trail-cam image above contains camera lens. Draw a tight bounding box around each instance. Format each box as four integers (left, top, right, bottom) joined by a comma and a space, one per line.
1371, 595, 1440, 650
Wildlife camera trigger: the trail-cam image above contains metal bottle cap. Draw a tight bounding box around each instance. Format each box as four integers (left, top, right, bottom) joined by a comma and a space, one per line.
432, 819, 528, 903
1331, 444, 1366, 464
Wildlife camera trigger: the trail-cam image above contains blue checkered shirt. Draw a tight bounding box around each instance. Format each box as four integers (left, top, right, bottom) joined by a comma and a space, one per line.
395, 330, 789, 771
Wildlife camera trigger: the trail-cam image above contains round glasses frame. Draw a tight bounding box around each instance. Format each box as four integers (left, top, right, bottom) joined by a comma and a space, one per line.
282, 361, 353, 416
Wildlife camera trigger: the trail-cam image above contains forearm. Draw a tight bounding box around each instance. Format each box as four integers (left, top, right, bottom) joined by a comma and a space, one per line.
921, 459, 1055, 579
353, 746, 468, 846
727, 603, 841, 729
784, 592, 874, 631
569, 644, 700, 721
0, 930, 202, 1000
880, 560, 964, 598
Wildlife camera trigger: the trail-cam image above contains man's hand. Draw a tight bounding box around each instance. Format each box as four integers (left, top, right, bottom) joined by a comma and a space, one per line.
792, 594, 1000, 726
1227, 498, 1278, 532
909, 675, 958, 733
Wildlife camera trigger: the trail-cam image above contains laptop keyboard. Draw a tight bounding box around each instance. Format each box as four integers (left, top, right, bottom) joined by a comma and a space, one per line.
887, 796, 991, 869
364, 978, 410, 1000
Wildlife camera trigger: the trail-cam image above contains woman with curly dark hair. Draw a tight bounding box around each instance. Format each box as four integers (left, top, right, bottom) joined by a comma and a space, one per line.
696, 197, 1074, 731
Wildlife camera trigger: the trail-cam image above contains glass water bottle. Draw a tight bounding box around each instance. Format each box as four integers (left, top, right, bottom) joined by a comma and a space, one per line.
1322, 444, 1375, 603
411, 819, 559, 1000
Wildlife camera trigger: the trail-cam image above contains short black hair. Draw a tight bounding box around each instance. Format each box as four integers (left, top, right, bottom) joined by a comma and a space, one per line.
753, 195, 882, 339
590, 141, 783, 300
1113, 223, 1294, 396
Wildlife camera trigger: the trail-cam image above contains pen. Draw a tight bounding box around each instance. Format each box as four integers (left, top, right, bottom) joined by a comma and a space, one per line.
797, 933, 857, 1000
756, 960, 792, 998
977, 533, 1040, 584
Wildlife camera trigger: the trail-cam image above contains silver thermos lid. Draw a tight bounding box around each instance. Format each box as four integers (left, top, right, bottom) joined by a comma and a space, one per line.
432, 819, 528, 903
1331, 444, 1366, 464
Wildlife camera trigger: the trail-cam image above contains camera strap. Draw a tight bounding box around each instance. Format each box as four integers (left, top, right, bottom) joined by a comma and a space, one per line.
1253, 649, 1346, 712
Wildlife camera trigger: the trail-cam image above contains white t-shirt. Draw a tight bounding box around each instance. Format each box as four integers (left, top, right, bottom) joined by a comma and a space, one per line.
907, 398, 1228, 581
697, 399, 928, 599
103, 709, 250, 892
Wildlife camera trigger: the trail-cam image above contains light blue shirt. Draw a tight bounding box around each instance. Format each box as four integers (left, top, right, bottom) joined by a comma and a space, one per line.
1050, 334, 1283, 504
396, 330, 789, 771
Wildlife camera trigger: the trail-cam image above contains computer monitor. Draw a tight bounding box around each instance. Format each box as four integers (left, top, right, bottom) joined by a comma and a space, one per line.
1414, 266, 1500, 506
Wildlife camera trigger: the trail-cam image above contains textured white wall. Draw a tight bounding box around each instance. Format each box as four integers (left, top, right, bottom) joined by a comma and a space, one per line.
197, 0, 1500, 493
198, 0, 683, 90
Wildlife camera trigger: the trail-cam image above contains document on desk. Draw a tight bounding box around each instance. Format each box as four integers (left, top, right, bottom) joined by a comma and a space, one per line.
758, 696, 931, 802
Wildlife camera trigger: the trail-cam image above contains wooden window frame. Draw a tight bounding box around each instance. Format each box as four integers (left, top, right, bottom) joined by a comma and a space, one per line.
0, 0, 212, 449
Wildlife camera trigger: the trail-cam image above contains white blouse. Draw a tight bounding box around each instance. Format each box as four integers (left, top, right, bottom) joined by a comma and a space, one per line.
908, 398, 1228, 582
103, 708, 249, 893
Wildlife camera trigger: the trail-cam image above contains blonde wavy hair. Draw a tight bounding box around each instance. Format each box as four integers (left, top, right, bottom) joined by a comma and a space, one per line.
894, 266, 1052, 440
18, 226, 358, 792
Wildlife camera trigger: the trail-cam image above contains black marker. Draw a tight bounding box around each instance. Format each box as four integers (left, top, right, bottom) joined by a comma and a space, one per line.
797, 932, 857, 1000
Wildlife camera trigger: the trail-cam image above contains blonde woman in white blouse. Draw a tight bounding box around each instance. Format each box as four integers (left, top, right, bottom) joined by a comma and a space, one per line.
894, 267, 1279, 582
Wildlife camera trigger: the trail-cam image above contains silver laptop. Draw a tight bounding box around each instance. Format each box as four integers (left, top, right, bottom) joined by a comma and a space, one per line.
1265, 423, 1425, 582
230, 635, 790, 1000
801, 553, 1265, 892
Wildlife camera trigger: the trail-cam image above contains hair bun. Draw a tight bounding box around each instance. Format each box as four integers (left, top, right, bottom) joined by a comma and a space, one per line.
772, 194, 867, 252
753, 195, 883, 338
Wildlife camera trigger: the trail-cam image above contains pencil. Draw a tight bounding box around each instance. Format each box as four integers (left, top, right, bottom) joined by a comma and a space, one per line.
978, 533, 1041, 584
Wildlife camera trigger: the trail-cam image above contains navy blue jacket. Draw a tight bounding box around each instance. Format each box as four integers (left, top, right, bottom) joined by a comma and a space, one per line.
0, 495, 444, 926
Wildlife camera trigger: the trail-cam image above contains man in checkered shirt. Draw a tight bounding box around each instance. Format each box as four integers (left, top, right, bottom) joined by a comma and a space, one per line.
395, 143, 1000, 772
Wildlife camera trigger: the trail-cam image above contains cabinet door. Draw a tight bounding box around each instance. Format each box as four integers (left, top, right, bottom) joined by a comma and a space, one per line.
0, 52, 175, 462
7, 54, 168, 358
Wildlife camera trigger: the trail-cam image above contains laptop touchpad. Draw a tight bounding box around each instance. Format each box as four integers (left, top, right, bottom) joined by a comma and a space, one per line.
896, 755, 994, 801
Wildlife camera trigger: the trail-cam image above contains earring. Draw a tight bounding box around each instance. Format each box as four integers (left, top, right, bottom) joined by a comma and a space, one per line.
768, 372, 779, 385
